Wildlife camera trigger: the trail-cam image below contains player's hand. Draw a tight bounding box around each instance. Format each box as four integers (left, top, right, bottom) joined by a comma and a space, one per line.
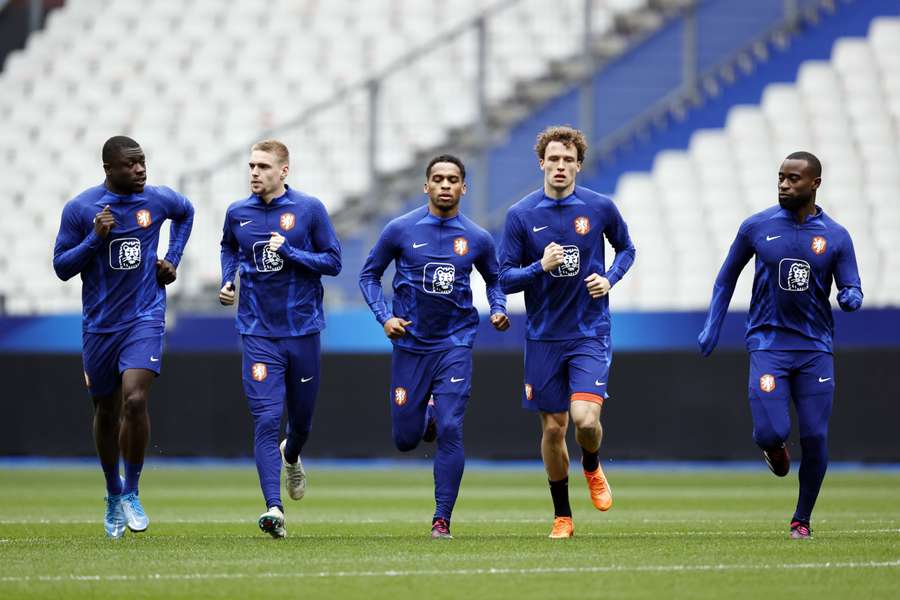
156, 259, 177, 286
384, 317, 412, 339
540, 242, 565, 272
218, 282, 236, 306
584, 273, 611, 298
268, 232, 286, 253
93, 205, 115, 239
490, 312, 510, 331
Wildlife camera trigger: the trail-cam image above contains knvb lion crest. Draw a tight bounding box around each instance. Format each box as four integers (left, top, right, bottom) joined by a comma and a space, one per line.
524, 383, 533, 401
453, 237, 469, 256
280, 213, 295, 231
760, 374, 776, 393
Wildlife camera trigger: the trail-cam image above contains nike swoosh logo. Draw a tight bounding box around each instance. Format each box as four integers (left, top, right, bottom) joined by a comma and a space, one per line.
413, 242, 428, 248
532, 226, 549, 232
818, 377, 831, 383
594, 380, 606, 386
766, 235, 781, 241
450, 377, 465, 383
150, 356, 159, 362
301, 376, 314, 383
240, 220, 252, 227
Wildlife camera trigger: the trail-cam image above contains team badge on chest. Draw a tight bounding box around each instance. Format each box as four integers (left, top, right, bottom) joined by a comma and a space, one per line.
135, 209, 152, 228
280, 213, 295, 231
453, 237, 469, 256
574, 216, 590, 235
811, 236, 826, 255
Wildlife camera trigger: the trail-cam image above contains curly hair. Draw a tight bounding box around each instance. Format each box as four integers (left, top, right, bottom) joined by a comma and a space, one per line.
534, 126, 587, 163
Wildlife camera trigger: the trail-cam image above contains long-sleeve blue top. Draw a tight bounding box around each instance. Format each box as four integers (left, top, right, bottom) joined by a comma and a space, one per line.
53, 183, 194, 333
699, 205, 863, 355
359, 206, 507, 353
220, 185, 342, 337
498, 186, 635, 340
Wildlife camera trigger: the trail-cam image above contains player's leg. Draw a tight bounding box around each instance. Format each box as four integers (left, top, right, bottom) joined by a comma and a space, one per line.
114, 323, 165, 532
282, 333, 321, 500
567, 337, 612, 511
117, 368, 155, 532
389, 347, 433, 453
428, 347, 472, 539
83, 330, 126, 538
525, 339, 573, 537
788, 352, 835, 539
748, 350, 792, 475
242, 335, 288, 538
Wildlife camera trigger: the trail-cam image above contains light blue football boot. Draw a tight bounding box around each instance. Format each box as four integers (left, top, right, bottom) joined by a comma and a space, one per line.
120, 476, 149, 532
104, 494, 127, 539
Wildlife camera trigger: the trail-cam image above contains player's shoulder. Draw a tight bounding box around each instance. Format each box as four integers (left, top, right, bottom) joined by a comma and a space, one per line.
386, 205, 429, 229
506, 189, 544, 217
224, 194, 255, 216
818, 209, 850, 236
67, 183, 106, 207
285, 187, 327, 211
574, 185, 615, 207
739, 205, 781, 233
456, 213, 495, 244
143, 184, 185, 204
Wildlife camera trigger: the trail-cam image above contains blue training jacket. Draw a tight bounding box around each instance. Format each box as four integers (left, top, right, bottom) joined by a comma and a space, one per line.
220, 185, 342, 337
53, 183, 194, 333
498, 185, 635, 341
699, 205, 863, 355
359, 205, 506, 353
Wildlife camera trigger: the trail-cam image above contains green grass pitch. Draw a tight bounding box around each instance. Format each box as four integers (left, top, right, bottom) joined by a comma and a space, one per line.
0, 465, 898, 599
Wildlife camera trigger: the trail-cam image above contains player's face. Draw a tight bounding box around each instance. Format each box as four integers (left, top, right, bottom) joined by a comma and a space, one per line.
778, 159, 820, 211
104, 147, 147, 194
249, 150, 288, 199
424, 162, 466, 213
540, 141, 581, 196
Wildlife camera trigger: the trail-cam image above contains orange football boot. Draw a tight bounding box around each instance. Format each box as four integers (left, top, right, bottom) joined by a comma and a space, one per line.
548, 516, 574, 539
584, 465, 613, 511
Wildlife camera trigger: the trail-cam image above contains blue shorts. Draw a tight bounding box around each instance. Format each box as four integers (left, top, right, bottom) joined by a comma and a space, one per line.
82, 321, 165, 397
523, 336, 611, 413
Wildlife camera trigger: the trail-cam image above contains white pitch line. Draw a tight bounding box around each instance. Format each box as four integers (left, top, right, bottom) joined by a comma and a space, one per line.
0, 560, 898, 584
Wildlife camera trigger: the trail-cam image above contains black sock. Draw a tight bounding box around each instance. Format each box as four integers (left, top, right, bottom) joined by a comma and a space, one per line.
548, 477, 571, 518
581, 447, 600, 473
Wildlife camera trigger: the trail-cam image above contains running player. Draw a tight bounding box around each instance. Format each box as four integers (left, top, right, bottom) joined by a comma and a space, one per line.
498, 126, 635, 539
53, 136, 194, 538
359, 155, 508, 539
699, 151, 863, 539
219, 139, 341, 538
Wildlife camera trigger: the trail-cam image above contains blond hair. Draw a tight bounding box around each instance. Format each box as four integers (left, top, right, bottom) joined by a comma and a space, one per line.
251, 139, 290, 165
534, 126, 587, 163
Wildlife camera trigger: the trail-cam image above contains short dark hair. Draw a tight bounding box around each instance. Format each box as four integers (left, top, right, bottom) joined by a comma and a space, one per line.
102, 136, 141, 164
785, 151, 822, 178
426, 154, 466, 180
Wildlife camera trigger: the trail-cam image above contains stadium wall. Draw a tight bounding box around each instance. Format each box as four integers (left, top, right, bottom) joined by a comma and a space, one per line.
3, 349, 898, 461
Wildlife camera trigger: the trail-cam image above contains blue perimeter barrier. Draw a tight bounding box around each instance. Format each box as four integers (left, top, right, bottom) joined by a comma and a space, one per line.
1, 309, 897, 353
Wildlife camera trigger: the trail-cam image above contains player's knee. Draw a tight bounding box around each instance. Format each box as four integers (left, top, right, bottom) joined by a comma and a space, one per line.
800, 430, 827, 449
121, 389, 148, 419
752, 426, 786, 449
254, 411, 281, 434
393, 427, 421, 452
543, 422, 567, 445
572, 413, 599, 433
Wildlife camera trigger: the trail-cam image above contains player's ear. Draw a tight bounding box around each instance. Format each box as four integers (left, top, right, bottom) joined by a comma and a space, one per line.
423, 182, 429, 194
811, 176, 821, 190
575, 161, 582, 173
460, 182, 467, 195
